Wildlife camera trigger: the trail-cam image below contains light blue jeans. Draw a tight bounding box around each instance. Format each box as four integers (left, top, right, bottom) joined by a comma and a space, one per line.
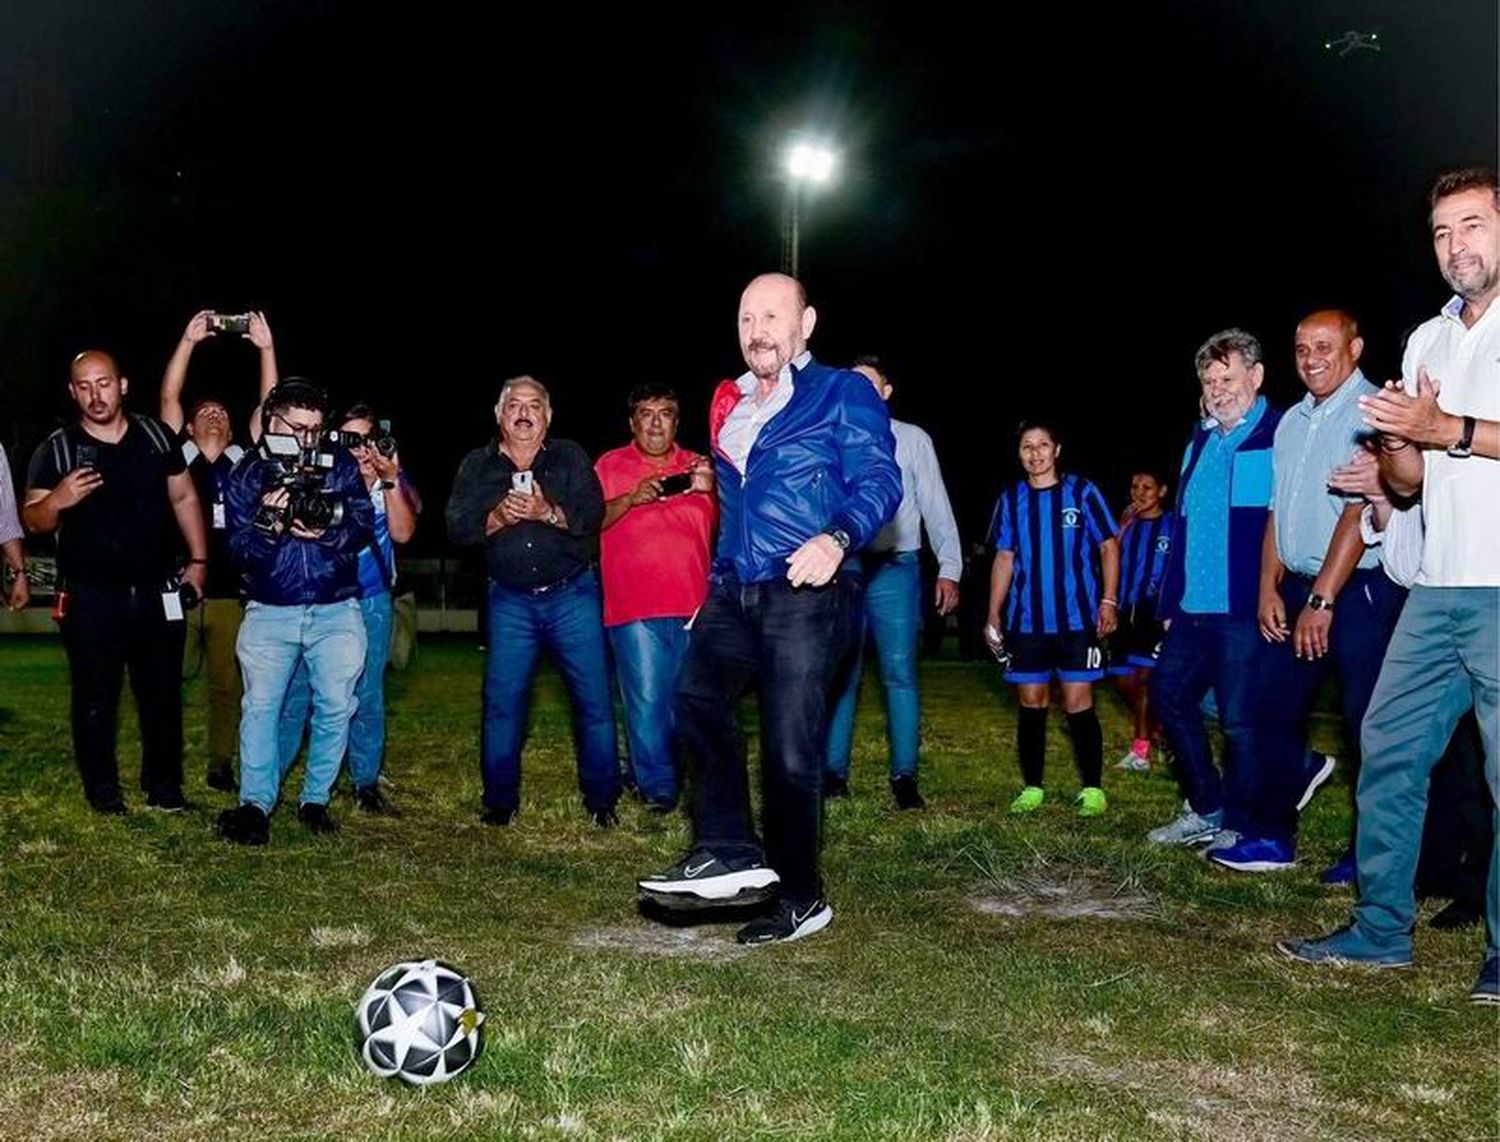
277, 591, 393, 791
1352, 586, 1498, 958
608, 617, 692, 807
826, 552, 922, 780
236, 599, 366, 813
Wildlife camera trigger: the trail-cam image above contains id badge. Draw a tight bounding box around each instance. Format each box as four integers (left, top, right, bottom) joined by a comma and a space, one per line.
212, 502, 227, 530
162, 590, 185, 622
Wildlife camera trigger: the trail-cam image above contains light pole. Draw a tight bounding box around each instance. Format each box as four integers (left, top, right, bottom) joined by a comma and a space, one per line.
780, 139, 836, 278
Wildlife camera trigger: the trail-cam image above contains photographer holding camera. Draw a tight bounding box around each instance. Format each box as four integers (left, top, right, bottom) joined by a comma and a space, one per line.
276, 403, 420, 814
445, 375, 620, 827
218, 380, 374, 845
22, 350, 209, 814
159, 308, 279, 793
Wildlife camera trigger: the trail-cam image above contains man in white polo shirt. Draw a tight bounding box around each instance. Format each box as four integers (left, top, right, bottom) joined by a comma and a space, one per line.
1278, 167, 1500, 1006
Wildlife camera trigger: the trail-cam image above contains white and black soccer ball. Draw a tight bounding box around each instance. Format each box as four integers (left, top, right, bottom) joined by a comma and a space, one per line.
355, 960, 485, 1085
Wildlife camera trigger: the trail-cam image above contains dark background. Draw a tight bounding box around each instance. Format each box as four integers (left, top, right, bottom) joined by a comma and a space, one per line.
1, 1, 1495, 548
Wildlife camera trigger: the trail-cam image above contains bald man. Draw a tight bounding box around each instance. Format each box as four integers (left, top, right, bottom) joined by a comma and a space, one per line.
24, 350, 208, 814
637, 273, 902, 944
1236, 311, 1404, 877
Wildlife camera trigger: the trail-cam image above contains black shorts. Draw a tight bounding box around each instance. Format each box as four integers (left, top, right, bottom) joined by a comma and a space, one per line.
1106, 606, 1166, 674
1002, 629, 1105, 684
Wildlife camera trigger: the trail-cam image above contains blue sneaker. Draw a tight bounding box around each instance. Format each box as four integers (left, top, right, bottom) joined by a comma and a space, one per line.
1276, 925, 1412, 968
1470, 957, 1499, 1005
1295, 751, 1337, 812
1208, 835, 1296, 872
1319, 849, 1357, 886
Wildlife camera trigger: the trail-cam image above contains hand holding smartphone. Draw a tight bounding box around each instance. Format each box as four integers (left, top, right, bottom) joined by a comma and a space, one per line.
510, 470, 534, 495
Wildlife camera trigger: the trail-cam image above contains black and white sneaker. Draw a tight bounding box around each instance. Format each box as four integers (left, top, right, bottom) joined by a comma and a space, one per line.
736, 898, 833, 945
637, 849, 780, 907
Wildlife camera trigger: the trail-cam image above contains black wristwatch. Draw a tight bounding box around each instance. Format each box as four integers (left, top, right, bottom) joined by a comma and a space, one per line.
827, 528, 851, 551
1306, 592, 1334, 613
1447, 415, 1476, 459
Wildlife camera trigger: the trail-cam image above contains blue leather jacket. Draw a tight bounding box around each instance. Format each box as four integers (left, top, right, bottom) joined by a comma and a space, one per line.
226, 447, 375, 606
708, 357, 901, 584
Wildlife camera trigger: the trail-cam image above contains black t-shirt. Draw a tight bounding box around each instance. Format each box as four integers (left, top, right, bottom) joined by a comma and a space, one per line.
27, 417, 187, 586
182, 438, 244, 599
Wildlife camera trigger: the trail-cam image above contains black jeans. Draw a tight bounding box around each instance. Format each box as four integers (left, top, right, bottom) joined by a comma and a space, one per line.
59, 582, 187, 806
676, 573, 857, 905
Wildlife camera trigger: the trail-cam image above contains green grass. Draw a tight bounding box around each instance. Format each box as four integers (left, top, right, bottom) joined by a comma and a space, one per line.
0, 636, 1493, 1140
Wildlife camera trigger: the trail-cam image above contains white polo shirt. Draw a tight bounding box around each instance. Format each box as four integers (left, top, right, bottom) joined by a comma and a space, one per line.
1402, 295, 1500, 587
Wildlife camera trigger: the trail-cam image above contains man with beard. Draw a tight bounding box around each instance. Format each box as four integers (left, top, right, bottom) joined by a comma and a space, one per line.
1279, 167, 1500, 1006
446, 376, 620, 827
159, 309, 280, 792
23, 350, 209, 813
595, 383, 717, 813
636, 272, 901, 945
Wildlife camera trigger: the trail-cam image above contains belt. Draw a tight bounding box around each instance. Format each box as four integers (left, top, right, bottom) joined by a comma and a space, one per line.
519, 562, 591, 597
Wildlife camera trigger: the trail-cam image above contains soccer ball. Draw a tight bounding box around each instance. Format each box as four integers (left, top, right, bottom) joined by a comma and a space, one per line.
355, 960, 485, 1085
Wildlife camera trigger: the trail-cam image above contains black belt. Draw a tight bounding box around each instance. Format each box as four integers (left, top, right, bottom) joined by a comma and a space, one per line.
515, 562, 591, 597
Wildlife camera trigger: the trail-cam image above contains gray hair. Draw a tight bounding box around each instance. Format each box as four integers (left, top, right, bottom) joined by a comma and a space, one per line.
1193, 328, 1263, 378
497, 375, 552, 411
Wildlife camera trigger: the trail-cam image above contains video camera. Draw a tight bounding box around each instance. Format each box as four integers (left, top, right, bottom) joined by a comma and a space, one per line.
252, 431, 346, 536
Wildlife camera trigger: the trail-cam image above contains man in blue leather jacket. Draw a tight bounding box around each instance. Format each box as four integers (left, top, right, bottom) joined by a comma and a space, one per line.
638, 273, 901, 944
217, 379, 374, 844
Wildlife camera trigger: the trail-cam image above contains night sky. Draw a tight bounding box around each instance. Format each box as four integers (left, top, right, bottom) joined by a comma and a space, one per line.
1, 1, 1495, 550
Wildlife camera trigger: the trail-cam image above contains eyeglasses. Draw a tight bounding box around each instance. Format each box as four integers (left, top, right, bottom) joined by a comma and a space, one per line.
272, 412, 323, 442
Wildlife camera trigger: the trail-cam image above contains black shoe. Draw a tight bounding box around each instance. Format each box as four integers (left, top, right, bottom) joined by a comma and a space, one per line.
217, 803, 269, 845
736, 898, 834, 945
146, 789, 189, 813
354, 785, 393, 815
891, 775, 926, 810
592, 806, 619, 828
1430, 899, 1483, 931
90, 798, 128, 816
823, 773, 850, 799
297, 802, 339, 834
205, 763, 236, 793
638, 849, 780, 907
480, 805, 515, 827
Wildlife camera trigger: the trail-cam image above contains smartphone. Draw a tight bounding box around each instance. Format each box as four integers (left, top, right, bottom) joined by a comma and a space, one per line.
207, 313, 252, 335
658, 472, 693, 496
510, 470, 534, 495
75, 443, 98, 471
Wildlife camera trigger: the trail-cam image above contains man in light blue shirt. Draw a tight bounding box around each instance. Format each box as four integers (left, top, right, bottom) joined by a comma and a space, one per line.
1255, 311, 1406, 882
824, 356, 962, 809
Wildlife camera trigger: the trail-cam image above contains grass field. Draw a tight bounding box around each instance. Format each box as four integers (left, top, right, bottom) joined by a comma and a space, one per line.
0, 635, 1494, 1141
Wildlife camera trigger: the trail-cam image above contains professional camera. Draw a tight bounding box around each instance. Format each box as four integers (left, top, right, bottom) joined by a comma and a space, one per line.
252, 432, 345, 535
326, 420, 397, 458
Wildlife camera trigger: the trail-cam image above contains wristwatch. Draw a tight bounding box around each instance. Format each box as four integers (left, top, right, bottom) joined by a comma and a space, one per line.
1447, 415, 1476, 459
827, 528, 851, 551
544, 506, 560, 526
1306, 593, 1334, 613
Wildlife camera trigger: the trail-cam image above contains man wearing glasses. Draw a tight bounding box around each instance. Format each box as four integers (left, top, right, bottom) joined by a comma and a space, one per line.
218, 379, 374, 844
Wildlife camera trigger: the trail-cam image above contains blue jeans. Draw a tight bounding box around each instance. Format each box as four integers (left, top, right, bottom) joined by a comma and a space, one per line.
826, 552, 921, 780
608, 617, 691, 807
482, 570, 620, 813
236, 599, 366, 813
677, 574, 858, 905
1253, 570, 1405, 840
277, 591, 394, 790
1353, 586, 1498, 958
1150, 614, 1271, 832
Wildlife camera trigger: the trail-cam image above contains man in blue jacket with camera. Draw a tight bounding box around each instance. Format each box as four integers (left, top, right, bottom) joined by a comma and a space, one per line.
637, 272, 902, 944
218, 379, 374, 845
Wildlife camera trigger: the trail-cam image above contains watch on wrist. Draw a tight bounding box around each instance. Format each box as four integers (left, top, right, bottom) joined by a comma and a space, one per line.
1306, 592, 1334, 613
827, 528, 851, 551
544, 507, 560, 526
1447, 415, 1476, 459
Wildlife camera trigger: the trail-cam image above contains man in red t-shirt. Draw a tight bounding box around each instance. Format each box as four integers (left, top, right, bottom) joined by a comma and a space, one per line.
595, 384, 717, 810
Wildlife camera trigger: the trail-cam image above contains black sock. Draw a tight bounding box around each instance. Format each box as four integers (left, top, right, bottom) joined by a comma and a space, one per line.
1018, 706, 1047, 788
1067, 708, 1103, 788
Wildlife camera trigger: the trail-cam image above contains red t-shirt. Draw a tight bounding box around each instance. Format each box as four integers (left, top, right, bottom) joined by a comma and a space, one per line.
594, 443, 717, 627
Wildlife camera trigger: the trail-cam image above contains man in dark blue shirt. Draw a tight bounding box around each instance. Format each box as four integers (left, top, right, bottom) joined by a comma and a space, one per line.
984, 421, 1119, 816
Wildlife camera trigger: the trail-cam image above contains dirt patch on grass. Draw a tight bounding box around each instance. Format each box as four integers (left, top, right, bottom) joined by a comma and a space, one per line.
1045, 1050, 1398, 1141
968, 869, 1158, 921
572, 925, 751, 962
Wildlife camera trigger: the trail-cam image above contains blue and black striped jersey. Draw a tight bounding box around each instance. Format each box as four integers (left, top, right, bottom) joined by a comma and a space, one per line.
989, 474, 1115, 635
1117, 511, 1176, 611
